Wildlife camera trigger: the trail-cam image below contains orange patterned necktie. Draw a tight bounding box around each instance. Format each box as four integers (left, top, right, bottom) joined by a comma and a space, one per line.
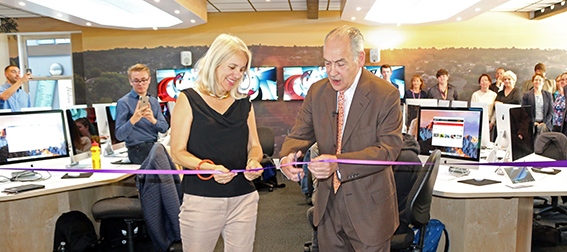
333, 91, 345, 193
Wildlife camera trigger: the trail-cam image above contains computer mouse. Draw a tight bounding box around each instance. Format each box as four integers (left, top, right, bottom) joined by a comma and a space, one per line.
66, 172, 81, 178
540, 167, 554, 173
474, 177, 484, 182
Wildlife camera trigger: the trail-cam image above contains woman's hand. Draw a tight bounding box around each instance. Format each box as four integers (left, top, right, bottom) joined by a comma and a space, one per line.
212, 164, 237, 184
244, 158, 263, 181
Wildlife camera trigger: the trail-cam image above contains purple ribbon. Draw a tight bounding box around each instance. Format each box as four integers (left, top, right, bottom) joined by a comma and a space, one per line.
0, 159, 563, 175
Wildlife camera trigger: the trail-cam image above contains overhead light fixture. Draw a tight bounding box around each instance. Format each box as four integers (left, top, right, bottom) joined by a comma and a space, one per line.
456, 17, 462, 21
153, 27, 158, 30
562, 1, 566, 6
86, 22, 91, 26
18, 2, 25, 6
365, 0, 481, 24
154, 0, 160, 2
475, 8, 480, 11
351, 17, 356, 20
28, 0, 182, 29
57, 13, 62, 17
191, 19, 195, 23
550, 5, 555, 10
356, 7, 362, 11
174, 10, 180, 14
541, 8, 545, 13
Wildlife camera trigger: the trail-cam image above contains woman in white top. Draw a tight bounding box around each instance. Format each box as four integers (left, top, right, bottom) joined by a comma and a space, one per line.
471, 74, 498, 131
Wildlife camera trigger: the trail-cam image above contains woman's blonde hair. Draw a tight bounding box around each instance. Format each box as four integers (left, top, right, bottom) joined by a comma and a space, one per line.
194, 34, 251, 100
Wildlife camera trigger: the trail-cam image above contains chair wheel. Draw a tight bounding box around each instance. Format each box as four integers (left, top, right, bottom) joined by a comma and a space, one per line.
535, 214, 542, 221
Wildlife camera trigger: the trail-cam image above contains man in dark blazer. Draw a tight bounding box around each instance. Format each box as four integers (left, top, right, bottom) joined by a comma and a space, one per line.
279, 26, 403, 251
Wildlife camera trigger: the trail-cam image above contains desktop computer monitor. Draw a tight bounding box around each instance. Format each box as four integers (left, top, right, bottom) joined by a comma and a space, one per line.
509, 106, 534, 161
0, 110, 69, 167
417, 106, 483, 166
406, 98, 438, 107
105, 105, 126, 153
494, 103, 521, 148
65, 106, 101, 166
470, 102, 491, 148
92, 103, 114, 144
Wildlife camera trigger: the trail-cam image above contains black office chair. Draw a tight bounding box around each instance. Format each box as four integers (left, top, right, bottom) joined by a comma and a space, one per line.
533, 132, 567, 218
255, 126, 285, 191
391, 150, 447, 252
91, 196, 144, 252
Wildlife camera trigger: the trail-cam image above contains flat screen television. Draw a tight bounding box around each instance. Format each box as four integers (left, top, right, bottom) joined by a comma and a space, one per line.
283, 66, 327, 101
0, 110, 69, 167
105, 105, 126, 153
65, 106, 101, 167
239, 67, 278, 101
364, 65, 405, 99
156, 68, 199, 101
417, 107, 483, 163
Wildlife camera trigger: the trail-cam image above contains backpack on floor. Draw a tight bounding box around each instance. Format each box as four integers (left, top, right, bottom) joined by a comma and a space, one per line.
53, 211, 98, 252
413, 219, 449, 252
99, 218, 147, 249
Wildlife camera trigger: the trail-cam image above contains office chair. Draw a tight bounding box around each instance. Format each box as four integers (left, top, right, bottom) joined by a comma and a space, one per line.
91, 196, 144, 252
255, 126, 285, 191
391, 150, 447, 252
533, 132, 567, 218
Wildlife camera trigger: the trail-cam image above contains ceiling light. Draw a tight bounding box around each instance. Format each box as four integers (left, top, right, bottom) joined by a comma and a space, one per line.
550, 5, 555, 10
57, 13, 62, 17
153, 27, 158, 30
351, 17, 356, 20
266, 0, 271, 2
190, 19, 196, 23
86, 22, 91, 26
563, 1, 566, 6
174, 10, 180, 14
541, 8, 545, 13
457, 17, 462, 21
475, 8, 480, 11
18, 2, 25, 6
365, 0, 481, 24
154, 0, 160, 2
356, 7, 362, 11
28, 0, 182, 29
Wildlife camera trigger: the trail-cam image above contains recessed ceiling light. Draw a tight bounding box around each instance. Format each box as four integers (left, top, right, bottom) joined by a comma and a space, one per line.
28, 0, 182, 29
351, 17, 356, 20
154, 0, 160, 2
18, 2, 25, 6
174, 10, 180, 14
365, 0, 481, 24
57, 13, 62, 17
541, 8, 545, 13
456, 17, 462, 21
356, 7, 362, 11
266, 0, 271, 2
86, 22, 91, 26
190, 19, 196, 23
550, 5, 555, 10
562, 1, 566, 6
153, 27, 158, 30
475, 8, 480, 11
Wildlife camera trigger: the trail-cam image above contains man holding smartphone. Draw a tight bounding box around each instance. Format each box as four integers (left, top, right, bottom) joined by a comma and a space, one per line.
0, 65, 33, 111
115, 63, 169, 164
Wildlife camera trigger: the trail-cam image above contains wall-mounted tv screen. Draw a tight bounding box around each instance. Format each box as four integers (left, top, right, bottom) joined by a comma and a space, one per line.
156, 68, 199, 101
239, 67, 278, 101
364, 66, 405, 99
283, 66, 327, 101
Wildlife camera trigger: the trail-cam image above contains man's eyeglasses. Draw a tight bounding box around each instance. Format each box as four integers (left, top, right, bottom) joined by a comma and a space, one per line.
131, 78, 149, 84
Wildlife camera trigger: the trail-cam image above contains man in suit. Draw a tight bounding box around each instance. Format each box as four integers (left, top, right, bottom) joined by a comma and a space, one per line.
279, 25, 403, 251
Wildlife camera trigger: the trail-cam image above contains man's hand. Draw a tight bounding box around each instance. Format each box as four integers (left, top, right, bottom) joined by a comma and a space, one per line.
280, 151, 303, 182
141, 102, 157, 124
308, 154, 338, 179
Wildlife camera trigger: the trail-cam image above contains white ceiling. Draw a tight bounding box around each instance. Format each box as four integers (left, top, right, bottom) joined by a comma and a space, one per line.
0, 0, 562, 29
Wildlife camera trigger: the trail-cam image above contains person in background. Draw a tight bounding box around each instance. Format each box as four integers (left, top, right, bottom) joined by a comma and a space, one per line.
169, 34, 263, 252
522, 73, 554, 137
115, 63, 169, 164
490, 68, 505, 93
404, 75, 427, 100
381, 64, 397, 89
552, 73, 567, 132
75, 117, 100, 144
495, 70, 521, 105
0, 65, 33, 111
280, 25, 402, 251
72, 119, 92, 153
426, 69, 458, 101
521, 63, 556, 94
471, 74, 497, 132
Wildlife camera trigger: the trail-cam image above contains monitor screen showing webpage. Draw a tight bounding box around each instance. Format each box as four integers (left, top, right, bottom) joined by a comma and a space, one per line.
0, 110, 69, 165
417, 107, 483, 161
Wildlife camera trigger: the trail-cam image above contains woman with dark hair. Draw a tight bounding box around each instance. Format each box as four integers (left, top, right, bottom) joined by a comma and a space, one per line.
404, 75, 427, 100
472, 74, 498, 138
553, 73, 567, 132
426, 69, 458, 101
522, 73, 553, 136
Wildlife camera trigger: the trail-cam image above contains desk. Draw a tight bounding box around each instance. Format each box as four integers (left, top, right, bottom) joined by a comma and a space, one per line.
0, 156, 139, 252
430, 154, 563, 252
